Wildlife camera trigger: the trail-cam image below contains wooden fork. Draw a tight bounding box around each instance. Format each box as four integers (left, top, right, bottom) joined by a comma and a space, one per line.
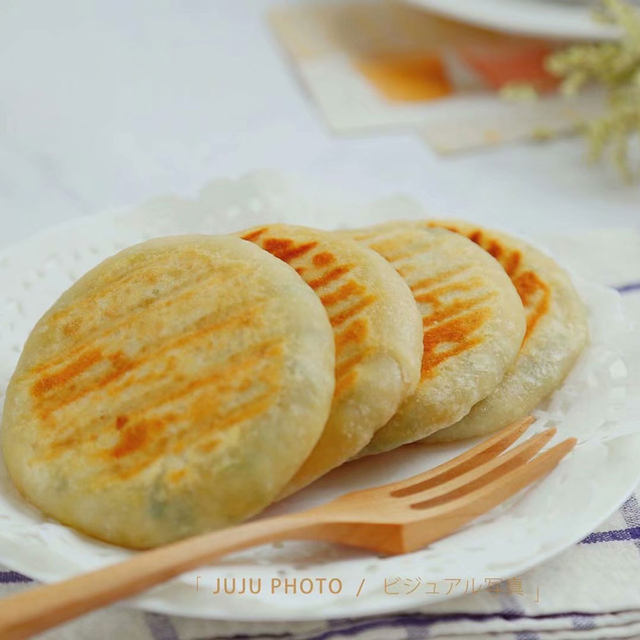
0, 416, 575, 640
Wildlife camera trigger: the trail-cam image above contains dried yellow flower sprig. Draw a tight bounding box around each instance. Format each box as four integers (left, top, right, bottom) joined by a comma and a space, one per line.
546, 0, 640, 179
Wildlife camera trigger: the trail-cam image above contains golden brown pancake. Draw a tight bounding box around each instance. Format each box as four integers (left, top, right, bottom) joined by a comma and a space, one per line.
341, 223, 526, 455
1, 235, 335, 548
419, 220, 589, 442
239, 224, 423, 494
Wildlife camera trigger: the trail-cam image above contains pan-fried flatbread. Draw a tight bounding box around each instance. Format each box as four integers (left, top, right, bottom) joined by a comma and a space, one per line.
420, 220, 589, 442
1, 235, 335, 548
239, 224, 423, 494
342, 223, 526, 455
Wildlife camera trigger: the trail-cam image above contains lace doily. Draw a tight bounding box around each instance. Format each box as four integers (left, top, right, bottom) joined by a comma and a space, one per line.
0, 172, 638, 620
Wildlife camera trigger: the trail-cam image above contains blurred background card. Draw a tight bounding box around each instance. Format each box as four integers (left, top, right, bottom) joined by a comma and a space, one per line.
270, 0, 604, 152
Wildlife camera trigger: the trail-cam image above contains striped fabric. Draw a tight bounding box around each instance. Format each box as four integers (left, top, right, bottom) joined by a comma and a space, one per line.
1, 229, 639, 639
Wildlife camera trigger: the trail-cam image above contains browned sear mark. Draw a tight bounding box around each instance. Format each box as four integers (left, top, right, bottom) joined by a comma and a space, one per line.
31, 304, 264, 421
31, 349, 102, 398
329, 296, 376, 327
313, 252, 335, 266
111, 418, 160, 459
414, 279, 483, 305
308, 265, 352, 290
409, 266, 472, 295
334, 318, 368, 350
262, 238, 317, 262
320, 281, 365, 306
469, 230, 483, 245
421, 293, 495, 326
429, 222, 547, 344
504, 251, 521, 276
421, 308, 490, 379
93, 340, 283, 481
487, 241, 502, 259
241, 228, 267, 242
513, 270, 550, 341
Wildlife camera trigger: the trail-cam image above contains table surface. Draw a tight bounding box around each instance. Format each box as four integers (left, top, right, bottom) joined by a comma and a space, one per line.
1, 0, 638, 252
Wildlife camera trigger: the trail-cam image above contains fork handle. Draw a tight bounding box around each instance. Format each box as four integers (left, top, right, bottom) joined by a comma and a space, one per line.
0, 513, 318, 640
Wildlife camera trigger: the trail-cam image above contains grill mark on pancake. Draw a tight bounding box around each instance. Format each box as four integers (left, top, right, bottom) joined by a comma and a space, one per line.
429, 222, 549, 344
414, 278, 484, 304
421, 307, 491, 379
334, 318, 368, 350
114, 386, 277, 464
39, 339, 283, 466
248, 235, 357, 298
469, 231, 483, 245
247, 230, 380, 401
249, 232, 378, 329
31, 349, 102, 398
32, 302, 263, 404
460, 231, 524, 279
313, 252, 335, 266
421, 293, 495, 326
108, 357, 283, 479
262, 238, 318, 262
250, 232, 320, 267
514, 271, 551, 340
241, 228, 267, 242
312, 271, 376, 332
334, 318, 370, 398
308, 265, 353, 290
177, 357, 282, 456
504, 251, 522, 277
359, 226, 503, 382
44, 344, 272, 461
122, 391, 276, 480
455, 230, 544, 338
329, 295, 376, 327
208, 386, 278, 439
320, 281, 365, 306
412, 270, 495, 377
487, 240, 502, 260
29, 269, 243, 377
111, 417, 162, 459
107, 391, 277, 480
250, 231, 377, 329
112, 339, 282, 433
31, 302, 266, 419
408, 266, 471, 294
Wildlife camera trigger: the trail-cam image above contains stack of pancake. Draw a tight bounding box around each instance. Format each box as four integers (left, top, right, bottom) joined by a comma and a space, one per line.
0, 220, 588, 548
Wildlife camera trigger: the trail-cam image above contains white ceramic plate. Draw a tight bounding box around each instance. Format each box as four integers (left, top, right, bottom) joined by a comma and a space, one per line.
0, 173, 638, 621
404, 0, 620, 40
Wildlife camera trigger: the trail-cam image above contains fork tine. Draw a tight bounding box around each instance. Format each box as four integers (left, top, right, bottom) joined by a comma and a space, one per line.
405, 427, 556, 505
387, 416, 535, 496
401, 438, 577, 552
